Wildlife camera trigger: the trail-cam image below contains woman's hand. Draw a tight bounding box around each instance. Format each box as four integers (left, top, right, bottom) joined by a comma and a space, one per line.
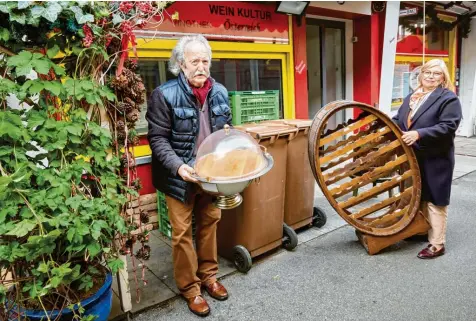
401, 131, 420, 146
178, 164, 198, 183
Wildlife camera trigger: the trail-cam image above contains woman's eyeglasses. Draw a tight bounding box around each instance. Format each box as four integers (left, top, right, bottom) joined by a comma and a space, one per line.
422, 71, 443, 78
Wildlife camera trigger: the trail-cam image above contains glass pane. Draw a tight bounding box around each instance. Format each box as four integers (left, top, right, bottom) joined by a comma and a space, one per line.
306, 24, 321, 119
397, 4, 450, 55
391, 60, 424, 110
136, 59, 175, 133
323, 27, 344, 131
324, 27, 343, 104
136, 58, 283, 133
392, 4, 450, 112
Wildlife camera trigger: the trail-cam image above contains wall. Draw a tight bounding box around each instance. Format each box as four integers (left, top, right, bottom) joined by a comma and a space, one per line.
309, 1, 371, 16
353, 16, 373, 106
293, 16, 310, 119
306, 23, 321, 118
458, 18, 476, 137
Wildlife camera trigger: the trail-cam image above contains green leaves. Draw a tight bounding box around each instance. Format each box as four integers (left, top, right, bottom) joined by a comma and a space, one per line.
0, 111, 30, 141
43, 81, 62, 96
0, 27, 10, 42
78, 275, 94, 291
10, 12, 26, 25
0, 0, 140, 312
0, 176, 12, 195
47, 44, 60, 59
42, 2, 63, 23
87, 242, 101, 257
17, 1, 32, 10
7, 51, 30, 70
6, 220, 37, 238
69, 5, 95, 24
107, 258, 124, 274
23, 280, 47, 298
64, 78, 116, 106
112, 13, 123, 25
7, 50, 63, 76
30, 5, 45, 19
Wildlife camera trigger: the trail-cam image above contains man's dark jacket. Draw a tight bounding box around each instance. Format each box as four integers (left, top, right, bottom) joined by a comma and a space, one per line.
146, 72, 232, 203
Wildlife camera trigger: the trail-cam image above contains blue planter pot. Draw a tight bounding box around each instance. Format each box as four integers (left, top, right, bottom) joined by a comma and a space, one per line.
17, 273, 113, 321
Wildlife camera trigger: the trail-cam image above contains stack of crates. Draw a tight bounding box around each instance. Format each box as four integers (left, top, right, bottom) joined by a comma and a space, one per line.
228, 90, 280, 125
157, 191, 196, 240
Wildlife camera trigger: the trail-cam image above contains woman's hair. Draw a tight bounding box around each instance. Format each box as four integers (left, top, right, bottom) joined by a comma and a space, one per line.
168, 35, 212, 76
417, 59, 455, 92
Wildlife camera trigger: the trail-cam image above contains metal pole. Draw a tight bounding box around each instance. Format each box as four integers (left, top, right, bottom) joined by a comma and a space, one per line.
423, 1, 426, 64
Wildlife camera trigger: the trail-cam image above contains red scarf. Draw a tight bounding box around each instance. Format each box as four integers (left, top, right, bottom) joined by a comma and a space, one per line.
190, 78, 212, 107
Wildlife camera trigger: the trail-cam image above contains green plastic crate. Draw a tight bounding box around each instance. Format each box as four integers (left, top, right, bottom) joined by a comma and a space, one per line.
157, 191, 172, 239
229, 90, 280, 125
157, 191, 196, 240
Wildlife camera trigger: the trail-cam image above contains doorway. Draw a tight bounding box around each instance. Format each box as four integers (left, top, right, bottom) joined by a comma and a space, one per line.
306, 18, 346, 129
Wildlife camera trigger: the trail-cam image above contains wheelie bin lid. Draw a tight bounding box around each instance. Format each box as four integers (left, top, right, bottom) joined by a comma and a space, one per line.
262, 119, 312, 129
234, 123, 298, 140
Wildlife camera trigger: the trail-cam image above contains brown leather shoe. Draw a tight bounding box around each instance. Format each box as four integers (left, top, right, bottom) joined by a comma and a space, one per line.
204, 281, 229, 301
186, 295, 210, 317
417, 244, 445, 259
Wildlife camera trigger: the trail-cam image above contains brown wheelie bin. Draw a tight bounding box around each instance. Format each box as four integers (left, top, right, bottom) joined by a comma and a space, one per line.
217, 123, 299, 273
262, 120, 327, 231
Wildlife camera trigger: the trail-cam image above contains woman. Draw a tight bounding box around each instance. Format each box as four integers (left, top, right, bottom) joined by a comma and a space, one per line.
392, 59, 462, 259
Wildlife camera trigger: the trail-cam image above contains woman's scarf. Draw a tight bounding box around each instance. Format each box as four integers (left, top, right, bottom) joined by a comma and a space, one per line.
407, 88, 433, 128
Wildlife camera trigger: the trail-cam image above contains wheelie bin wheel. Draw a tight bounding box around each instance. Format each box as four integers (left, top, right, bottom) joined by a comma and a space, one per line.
282, 223, 298, 251
233, 245, 252, 273
312, 207, 327, 228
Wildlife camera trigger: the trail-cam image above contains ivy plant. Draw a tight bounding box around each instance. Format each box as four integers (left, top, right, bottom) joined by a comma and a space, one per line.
0, 1, 168, 320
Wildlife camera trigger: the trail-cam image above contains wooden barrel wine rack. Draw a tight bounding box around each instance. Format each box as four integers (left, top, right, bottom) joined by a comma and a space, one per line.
308, 101, 423, 237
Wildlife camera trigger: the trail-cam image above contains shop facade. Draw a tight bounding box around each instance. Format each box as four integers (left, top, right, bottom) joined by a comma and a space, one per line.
293, 1, 384, 122
379, 2, 459, 118
377, 1, 476, 138
459, 17, 476, 137
132, 1, 296, 195
130, 1, 386, 196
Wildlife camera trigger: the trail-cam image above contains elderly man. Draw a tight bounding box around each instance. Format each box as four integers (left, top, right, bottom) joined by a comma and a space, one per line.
146, 35, 232, 317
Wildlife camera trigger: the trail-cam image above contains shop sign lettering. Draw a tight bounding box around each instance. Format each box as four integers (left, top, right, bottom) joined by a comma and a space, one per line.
400, 8, 418, 17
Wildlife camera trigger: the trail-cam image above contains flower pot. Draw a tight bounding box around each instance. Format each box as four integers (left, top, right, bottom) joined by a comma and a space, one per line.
15, 273, 113, 321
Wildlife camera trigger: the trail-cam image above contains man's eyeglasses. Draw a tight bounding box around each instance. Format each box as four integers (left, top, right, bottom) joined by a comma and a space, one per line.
422, 70, 443, 78
190, 59, 210, 67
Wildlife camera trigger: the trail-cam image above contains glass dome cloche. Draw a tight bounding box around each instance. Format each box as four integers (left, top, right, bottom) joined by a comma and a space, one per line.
193, 125, 274, 209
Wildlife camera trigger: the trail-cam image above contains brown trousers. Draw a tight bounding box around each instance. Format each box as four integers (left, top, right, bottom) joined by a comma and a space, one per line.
165, 193, 221, 298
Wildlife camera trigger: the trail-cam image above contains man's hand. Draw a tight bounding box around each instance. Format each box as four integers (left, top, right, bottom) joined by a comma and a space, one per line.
401, 130, 420, 146
178, 164, 198, 183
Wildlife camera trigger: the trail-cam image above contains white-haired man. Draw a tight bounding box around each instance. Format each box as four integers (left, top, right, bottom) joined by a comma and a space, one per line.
146, 35, 232, 317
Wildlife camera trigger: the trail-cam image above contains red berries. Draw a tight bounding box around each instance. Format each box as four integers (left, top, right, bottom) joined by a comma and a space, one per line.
82, 24, 94, 48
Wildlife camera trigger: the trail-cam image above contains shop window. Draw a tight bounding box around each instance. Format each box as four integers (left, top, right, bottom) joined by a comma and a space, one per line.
135, 58, 283, 133
391, 3, 453, 110
396, 4, 450, 56
392, 61, 423, 107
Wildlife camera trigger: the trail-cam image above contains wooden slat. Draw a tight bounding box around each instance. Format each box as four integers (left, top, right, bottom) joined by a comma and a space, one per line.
324, 140, 401, 185
320, 136, 387, 172
350, 188, 413, 220
320, 127, 392, 164
319, 115, 378, 146
338, 170, 413, 209
321, 122, 380, 154
367, 205, 410, 228
330, 154, 408, 198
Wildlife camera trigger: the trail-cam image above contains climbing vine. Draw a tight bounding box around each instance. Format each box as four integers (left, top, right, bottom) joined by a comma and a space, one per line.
0, 1, 169, 319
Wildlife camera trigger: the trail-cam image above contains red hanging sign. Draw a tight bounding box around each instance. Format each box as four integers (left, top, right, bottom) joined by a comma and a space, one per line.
136, 1, 289, 44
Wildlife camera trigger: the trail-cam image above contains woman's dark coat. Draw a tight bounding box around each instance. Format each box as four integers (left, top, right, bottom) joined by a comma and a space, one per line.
392, 87, 462, 206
